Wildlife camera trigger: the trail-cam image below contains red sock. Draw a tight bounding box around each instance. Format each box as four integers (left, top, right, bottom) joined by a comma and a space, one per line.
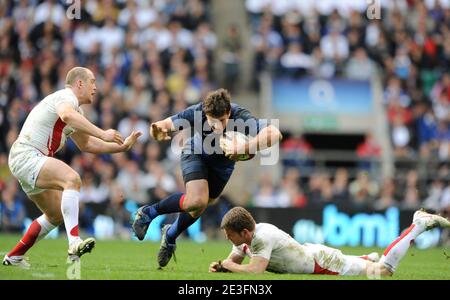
7, 220, 42, 257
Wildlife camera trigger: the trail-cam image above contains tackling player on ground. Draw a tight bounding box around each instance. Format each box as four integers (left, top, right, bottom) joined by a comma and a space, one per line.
132, 88, 282, 268
210, 207, 450, 276
3, 67, 141, 268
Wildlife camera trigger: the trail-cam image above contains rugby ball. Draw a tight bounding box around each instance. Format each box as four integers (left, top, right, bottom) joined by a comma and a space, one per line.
221, 131, 256, 161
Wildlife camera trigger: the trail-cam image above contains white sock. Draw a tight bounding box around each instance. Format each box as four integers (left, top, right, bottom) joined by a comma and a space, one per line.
379, 223, 424, 273
61, 189, 80, 245
36, 215, 57, 242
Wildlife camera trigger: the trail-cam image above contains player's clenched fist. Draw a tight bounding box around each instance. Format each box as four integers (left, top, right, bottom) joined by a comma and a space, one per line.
150, 123, 171, 141
209, 260, 230, 273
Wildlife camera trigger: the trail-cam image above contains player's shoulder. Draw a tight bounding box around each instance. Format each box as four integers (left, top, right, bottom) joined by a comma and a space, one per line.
254, 223, 280, 239
230, 103, 247, 112
257, 222, 280, 231
188, 102, 203, 111
250, 223, 278, 251
177, 102, 203, 114
230, 103, 255, 118
47, 88, 78, 104
52, 87, 74, 97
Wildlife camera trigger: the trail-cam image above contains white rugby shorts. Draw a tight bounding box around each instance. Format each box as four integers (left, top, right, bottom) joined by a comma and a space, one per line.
8, 141, 49, 195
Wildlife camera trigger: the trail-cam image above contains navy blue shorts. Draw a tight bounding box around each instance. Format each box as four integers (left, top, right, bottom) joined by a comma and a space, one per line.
181, 153, 234, 199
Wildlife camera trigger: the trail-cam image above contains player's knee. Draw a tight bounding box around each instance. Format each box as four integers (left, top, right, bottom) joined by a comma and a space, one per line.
47, 215, 63, 226
186, 195, 208, 212
190, 205, 207, 218
64, 172, 82, 190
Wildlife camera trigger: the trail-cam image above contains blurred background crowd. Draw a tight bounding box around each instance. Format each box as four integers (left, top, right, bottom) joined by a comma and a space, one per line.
0, 0, 449, 243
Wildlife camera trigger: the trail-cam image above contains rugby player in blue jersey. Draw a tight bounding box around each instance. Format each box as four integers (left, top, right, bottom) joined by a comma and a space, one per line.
132, 88, 282, 268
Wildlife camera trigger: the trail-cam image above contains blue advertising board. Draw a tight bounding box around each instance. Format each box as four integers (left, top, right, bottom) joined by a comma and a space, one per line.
272, 77, 373, 115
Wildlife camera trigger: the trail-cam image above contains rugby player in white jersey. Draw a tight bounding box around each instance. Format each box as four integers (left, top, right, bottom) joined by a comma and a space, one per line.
210, 207, 450, 276
3, 67, 142, 268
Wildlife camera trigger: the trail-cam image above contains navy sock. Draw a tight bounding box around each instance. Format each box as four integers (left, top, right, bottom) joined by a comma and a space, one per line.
166, 212, 199, 244
144, 192, 184, 219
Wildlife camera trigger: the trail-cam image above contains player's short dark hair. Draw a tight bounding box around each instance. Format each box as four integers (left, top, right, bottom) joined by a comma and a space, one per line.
203, 88, 231, 118
220, 207, 256, 233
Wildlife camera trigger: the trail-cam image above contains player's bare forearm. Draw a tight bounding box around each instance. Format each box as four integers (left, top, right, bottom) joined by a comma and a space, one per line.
57, 103, 123, 144
246, 125, 283, 153
219, 255, 268, 274
71, 131, 141, 154
57, 105, 105, 139
220, 260, 265, 274
82, 136, 127, 154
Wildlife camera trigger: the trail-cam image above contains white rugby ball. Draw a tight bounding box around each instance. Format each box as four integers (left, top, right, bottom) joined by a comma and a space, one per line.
220, 131, 256, 161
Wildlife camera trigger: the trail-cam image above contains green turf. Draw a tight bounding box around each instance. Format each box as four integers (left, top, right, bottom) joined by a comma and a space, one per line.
0, 234, 449, 280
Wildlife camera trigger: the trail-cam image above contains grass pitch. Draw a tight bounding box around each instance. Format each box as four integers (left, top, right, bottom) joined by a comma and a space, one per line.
0, 234, 449, 280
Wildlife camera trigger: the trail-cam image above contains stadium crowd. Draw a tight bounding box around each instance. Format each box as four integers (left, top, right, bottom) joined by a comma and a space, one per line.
0, 0, 222, 236
0, 0, 449, 240
247, 0, 450, 218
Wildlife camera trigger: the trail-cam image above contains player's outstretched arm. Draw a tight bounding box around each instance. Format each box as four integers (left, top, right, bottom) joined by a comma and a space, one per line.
150, 117, 176, 141
71, 131, 142, 154
220, 256, 269, 274
56, 102, 124, 145
247, 125, 283, 153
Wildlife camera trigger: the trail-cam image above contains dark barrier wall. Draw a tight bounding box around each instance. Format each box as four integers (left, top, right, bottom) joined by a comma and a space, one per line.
247, 205, 442, 249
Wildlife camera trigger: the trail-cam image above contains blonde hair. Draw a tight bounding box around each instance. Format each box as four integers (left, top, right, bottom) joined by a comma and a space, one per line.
65, 67, 91, 86
220, 207, 256, 233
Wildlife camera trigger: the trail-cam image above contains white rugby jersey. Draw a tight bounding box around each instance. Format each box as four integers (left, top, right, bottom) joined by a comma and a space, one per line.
17, 88, 82, 156
231, 223, 315, 274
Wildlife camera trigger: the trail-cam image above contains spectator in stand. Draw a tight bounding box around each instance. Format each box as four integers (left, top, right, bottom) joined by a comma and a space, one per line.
79, 171, 111, 234
423, 177, 445, 212
280, 133, 313, 170
432, 89, 450, 122
1, 182, 26, 233
437, 181, 450, 217
356, 132, 381, 167
250, 14, 284, 88
332, 168, 351, 207
252, 173, 289, 208
305, 171, 328, 207
279, 168, 307, 208
414, 102, 438, 158
391, 114, 413, 158
0, 153, 13, 190
435, 120, 450, 161
384, 76, 411, 108
319, 26, 349, 73
279, 43, 314, 77
220, 24, 242, 94
105, 183, 132, 240
345, 48, 377, 81
2, 0, 219, 236
349, 171, 379, 210
373, 177, 398, 211
319, 175, 335, 204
